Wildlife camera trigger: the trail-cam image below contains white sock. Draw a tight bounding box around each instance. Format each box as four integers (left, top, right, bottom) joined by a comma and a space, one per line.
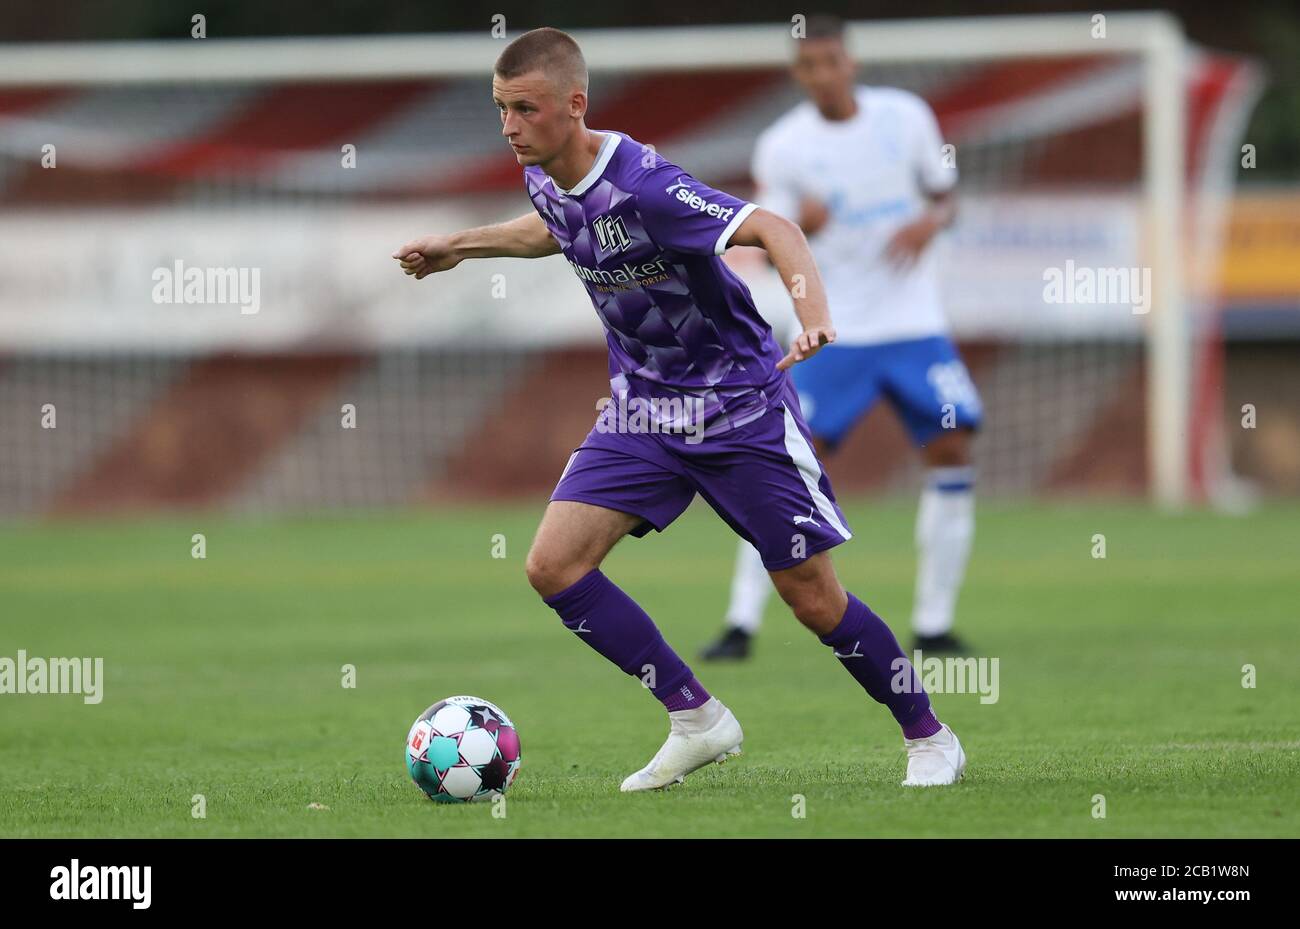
912, 467, 976, 637
724, 540, 773, 634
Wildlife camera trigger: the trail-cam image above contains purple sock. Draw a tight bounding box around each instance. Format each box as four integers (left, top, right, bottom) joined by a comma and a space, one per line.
543, 569, 710, 712
819, 592, 942, 739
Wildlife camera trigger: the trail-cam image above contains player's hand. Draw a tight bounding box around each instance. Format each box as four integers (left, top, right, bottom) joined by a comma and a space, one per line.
777, 326, 835, 371
391, 234, 461, 280
797, 196, 831, 237
883, 214, 940, 270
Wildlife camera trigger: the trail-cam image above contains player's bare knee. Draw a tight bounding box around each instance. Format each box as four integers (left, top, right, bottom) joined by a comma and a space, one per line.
524, 546, 585, 598
921, 428, 973, 467
771, 559, 847, 633
780, 586, 824, 627
791, 591, 845, 633
522, 547, 551, 594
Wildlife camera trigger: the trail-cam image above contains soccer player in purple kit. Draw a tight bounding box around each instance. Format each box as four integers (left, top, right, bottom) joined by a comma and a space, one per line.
393, 27, 966, 789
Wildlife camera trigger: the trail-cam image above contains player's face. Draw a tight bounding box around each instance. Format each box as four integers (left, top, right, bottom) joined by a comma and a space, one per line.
493, 71, 580, 167
791, 37, 856, 111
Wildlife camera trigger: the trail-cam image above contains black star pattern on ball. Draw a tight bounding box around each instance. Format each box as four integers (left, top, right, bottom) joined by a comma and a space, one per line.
475, 755, 509, 792
470, 705, 500, 731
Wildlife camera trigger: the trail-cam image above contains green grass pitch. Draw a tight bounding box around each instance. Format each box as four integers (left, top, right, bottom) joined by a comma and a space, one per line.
1, 498, 1297, 837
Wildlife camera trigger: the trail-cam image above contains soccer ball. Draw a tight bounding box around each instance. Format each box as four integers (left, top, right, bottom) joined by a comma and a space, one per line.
405, 695, 521, 803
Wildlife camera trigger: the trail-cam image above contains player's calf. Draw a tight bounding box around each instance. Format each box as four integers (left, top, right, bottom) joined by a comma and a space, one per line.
769, 551, 847, 635
529, 501, 725, 775
773, 551, 966, 786
914, 427, 977, 649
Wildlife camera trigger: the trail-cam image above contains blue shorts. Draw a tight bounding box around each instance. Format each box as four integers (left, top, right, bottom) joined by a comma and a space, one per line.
550, 373, 853, 571
791, 336, 983, 449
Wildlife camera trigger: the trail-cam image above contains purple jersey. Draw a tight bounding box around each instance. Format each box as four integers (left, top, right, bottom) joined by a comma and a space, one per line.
524, 130, 787, 437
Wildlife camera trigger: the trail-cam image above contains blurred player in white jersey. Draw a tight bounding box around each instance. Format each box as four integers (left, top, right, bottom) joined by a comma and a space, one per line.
701, 15, 982, 660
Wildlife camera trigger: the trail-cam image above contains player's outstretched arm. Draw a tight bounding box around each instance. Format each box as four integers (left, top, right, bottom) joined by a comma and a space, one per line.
729, 208, 836, 371
392, 211, 560, 280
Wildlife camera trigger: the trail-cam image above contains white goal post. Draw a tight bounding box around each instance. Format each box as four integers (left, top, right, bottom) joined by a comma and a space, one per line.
0, 13, 1202, 506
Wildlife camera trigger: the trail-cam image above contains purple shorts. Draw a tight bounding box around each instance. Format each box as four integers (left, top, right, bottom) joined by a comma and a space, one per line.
550, 373, 853, 571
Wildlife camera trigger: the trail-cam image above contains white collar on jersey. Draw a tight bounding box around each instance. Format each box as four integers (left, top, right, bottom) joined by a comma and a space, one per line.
553, 131, 621, 196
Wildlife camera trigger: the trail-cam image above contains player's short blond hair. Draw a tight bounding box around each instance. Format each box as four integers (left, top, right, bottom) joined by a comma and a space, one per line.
494, 27, 589, 96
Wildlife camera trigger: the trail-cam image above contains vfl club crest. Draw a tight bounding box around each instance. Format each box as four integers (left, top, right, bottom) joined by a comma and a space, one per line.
593, 213, 631, 254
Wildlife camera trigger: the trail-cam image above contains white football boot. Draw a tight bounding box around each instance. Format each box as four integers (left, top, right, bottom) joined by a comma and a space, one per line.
901, 722, 967, 787
620, 697, 743, 792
